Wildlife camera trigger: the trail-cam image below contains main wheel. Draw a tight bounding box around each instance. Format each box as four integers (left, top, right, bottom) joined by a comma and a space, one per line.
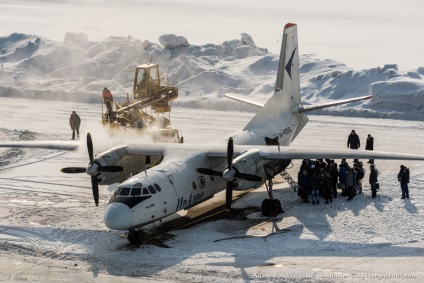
270, 199, 283, 216
128, 229, 146, 244
261, 199, 271, 216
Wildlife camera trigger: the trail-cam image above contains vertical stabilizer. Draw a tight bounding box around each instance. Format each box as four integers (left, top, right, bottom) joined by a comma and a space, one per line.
244, 23, 300, 131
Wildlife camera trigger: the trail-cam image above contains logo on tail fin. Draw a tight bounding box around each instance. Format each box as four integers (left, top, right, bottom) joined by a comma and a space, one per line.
285, 47, 297, 79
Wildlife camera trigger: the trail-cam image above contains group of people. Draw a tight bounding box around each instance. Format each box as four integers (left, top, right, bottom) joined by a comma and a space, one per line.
68, 87, 114, 140
297, 129, 411, 204
297, 158, 375, 205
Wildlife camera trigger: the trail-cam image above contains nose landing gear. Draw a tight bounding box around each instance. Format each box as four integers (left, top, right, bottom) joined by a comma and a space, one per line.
128, 229, 146, 244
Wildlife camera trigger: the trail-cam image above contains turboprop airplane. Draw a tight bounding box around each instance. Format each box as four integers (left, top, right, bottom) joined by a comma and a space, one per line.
2, 23, 424, 244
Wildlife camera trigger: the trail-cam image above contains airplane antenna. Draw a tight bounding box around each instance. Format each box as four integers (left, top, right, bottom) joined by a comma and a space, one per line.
144, 165, 148, 177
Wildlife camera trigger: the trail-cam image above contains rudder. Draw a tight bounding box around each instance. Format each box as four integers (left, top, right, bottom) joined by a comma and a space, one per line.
244, 23, 300, 131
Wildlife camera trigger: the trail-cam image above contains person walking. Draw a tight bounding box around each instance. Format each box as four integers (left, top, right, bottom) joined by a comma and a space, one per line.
69, 111, 81, 140
398, 165, 410, 199
366, 134, 374, 164
369, 164, 378, 198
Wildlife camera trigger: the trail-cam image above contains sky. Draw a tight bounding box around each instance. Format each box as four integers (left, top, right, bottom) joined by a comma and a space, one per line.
0, 0, 423, 70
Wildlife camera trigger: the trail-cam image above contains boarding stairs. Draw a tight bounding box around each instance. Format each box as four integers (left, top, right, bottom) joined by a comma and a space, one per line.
280, 170, 298, 192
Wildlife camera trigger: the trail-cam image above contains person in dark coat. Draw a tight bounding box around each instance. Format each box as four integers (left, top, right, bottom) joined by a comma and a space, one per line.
398, 165, 410, 199
69, 111, 81, 140
329, 163, 339, 198
369, 164, 378, 198
347, 130, 360, 149
298, 169, 310, 203
346, 167, 356, 201
366, 134, 374, 164
347, 130, 360, 163
320, 170, 333, 203
339, 163, 347, 196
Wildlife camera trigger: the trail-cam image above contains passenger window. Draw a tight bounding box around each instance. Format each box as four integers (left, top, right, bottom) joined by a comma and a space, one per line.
148, 185, 156, 194
130, 187, 141, 196
119, 187, 131, 196
142, 188, 150, 195
154, 183, 161, 192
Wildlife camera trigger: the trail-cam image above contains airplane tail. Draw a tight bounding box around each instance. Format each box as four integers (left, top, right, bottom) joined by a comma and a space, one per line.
244, 23, 301, 131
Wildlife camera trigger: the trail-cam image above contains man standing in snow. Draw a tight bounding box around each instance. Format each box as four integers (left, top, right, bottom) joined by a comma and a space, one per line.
69, 111, 81, 140
369, 164, 378, 198
366, 134, 374, 164
347, 130, 360, 163
398, 165, 410, 199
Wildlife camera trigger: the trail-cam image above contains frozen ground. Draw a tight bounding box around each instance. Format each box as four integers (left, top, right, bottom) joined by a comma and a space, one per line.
1, 97, 424, 282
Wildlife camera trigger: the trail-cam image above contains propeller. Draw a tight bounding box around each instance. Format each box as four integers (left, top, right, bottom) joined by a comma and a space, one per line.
196, 137, 263, 209
61, 133, 123, 206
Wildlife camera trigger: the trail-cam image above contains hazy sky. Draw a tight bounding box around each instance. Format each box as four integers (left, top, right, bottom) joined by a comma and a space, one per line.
1, 0, 423, 70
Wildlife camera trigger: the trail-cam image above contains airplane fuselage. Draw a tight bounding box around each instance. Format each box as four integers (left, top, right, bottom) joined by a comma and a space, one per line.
104, 110, 300, 230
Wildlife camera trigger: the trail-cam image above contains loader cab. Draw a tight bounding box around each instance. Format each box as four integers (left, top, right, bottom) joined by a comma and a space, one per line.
134, 64, 161, 100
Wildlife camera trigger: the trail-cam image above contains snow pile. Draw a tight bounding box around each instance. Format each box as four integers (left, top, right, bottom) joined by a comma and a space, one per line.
0, 32, 423, 119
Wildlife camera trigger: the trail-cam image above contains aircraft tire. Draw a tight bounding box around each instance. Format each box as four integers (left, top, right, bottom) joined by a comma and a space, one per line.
128, 229, 145, 244
261, 199, 271, 216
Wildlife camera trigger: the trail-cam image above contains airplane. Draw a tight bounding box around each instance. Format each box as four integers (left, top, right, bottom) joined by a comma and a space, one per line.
2, 23, 424, 244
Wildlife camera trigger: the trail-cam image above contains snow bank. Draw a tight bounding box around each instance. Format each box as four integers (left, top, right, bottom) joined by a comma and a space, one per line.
0, 32, 423, 120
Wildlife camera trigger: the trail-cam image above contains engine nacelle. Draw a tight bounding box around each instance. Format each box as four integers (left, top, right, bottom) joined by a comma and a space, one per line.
230, 149, 291, 191
93, 145, 158, 185
231, 149, 264, 190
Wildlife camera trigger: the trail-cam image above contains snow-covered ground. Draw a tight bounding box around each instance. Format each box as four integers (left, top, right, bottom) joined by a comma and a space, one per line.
1, 97, 424, 282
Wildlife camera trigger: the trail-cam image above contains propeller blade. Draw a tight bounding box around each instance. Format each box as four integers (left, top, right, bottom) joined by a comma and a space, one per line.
98, 166, 124, 172
87, 133, 94, 165
196, 168, 223, 177
227, 137, 233, 170
235, 172, 263, 182
226, 181, 233, 209
61, 167, 86, 174
91, 176, 99, 207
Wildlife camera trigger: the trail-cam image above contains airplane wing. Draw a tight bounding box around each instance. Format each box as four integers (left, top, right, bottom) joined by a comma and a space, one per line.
2, 140, 423, 161
206, 144, 424, 161
0, 140, 80, 151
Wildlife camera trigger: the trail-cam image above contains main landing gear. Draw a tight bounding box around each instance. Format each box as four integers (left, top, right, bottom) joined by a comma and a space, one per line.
261, 178, 283, 217
261, 164, 284, 217
128, 229, 146, 244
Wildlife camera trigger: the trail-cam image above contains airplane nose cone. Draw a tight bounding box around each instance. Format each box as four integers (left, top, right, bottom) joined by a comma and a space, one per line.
104, 202, 134, 230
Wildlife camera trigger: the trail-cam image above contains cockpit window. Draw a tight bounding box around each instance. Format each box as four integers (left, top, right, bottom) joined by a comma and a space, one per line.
154, 183, 161, 192
142, 188, 150, 195
119, 187, 131, 196
148, 185, 156, 194
133, 183, 142, 188
114, 188, 121, 196
130, 187, 141, 196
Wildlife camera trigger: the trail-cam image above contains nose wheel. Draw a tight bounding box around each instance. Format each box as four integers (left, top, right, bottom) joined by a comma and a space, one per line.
128, 229, 145, 244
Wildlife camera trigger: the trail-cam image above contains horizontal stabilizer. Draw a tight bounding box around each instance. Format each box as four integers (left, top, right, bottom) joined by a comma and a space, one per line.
224, 94, 263, 108
296, 95, 372, 113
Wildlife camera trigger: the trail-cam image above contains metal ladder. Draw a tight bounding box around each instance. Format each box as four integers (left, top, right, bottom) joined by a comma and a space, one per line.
280, 170, 298, 191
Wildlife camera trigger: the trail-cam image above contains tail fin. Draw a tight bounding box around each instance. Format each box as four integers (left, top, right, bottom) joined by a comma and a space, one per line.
244, 23, 300, 130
